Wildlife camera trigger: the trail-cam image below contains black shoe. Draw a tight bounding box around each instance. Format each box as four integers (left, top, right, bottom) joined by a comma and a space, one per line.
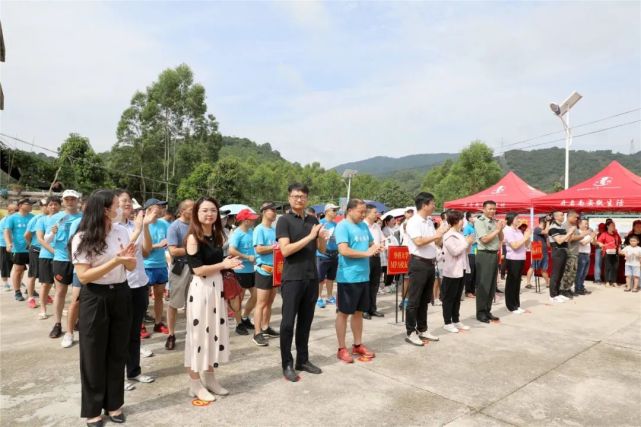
14, 291, 25, 302
74, 320, 80, 332
165, 334, 176, 350
295, 361, 322, 374
583, 289, 592, 295
107, 412, 126, 424
32, 289, 39, 297
561, 291, 574, 299
488, 313, 500, 321
86, 419, 104, 427
241, 317, 255, 330
477, 316, 490, 323
370, 311, 385, 317
49, 322, 62, 339
574, 289, 586, 295
362, 312, 371, 320
283, 364, 300, 382
262, 326, 280, 338
235, 323, 249, 336
252, 333, 269, 347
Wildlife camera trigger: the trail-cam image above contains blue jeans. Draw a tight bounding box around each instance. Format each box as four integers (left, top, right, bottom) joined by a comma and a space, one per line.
575, 253, 590, 291
593, 248, 602, 282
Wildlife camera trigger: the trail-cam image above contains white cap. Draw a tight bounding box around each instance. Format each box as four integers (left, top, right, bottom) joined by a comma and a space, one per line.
132, 198, 142, 210
62, 189, 81, 199
324, 203, 339, 212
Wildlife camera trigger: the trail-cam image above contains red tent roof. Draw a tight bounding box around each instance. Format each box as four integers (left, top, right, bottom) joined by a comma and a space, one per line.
532, 161, 641, 212
444, 171, 546, 212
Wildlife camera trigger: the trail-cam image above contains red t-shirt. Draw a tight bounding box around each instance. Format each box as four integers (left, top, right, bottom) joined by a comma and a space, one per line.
598, 232, 621, 253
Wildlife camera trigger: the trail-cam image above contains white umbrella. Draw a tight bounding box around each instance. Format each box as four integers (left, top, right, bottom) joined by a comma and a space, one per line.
220, 204, 255, 215
384, 206, 415, 218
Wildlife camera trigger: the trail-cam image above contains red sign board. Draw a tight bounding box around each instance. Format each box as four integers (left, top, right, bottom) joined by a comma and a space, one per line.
531, 241, 543, 261
387, 246, 410, 275
272, 247, 283, 287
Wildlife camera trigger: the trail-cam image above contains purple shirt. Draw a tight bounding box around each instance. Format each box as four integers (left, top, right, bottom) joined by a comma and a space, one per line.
503, 226, 526, 260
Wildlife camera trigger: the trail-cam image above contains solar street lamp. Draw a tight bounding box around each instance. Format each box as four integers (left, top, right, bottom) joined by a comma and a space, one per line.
342, 169, 358, 203
550, 91, 583, 189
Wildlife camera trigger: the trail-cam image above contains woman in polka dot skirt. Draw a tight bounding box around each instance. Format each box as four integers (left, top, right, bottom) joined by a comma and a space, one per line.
185, 197, 243, 401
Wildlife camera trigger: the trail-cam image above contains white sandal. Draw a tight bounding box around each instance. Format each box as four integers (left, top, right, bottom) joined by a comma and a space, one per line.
130, 374, 155, 383
124, 382, 136, 391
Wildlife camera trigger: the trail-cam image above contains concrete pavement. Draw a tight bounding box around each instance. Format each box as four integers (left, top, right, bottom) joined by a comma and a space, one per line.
1, 281, 640, 426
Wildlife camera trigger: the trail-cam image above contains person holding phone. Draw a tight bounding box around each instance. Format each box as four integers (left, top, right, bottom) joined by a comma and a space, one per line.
71, 190, 137, 426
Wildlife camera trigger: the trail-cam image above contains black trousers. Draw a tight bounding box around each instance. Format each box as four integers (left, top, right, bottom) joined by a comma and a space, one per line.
279, 279, 318, 369
505, 259, 524, 311
464, 254, 476, 294
475, 251, 498, 318
126, 285, 149, 379
79, 283, 132, 418
405, 258, 435, 335
604, 254, 619, 283
368, 256, 382, 313
549, 247, 568, 298
442, 276, 464, 324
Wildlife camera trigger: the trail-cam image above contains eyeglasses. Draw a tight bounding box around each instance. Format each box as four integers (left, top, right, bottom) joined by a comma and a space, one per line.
289, 195, 308, 200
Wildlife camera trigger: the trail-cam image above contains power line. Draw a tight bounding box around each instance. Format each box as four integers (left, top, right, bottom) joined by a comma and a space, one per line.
495, 107, 641, 151
495, 119, 641, 156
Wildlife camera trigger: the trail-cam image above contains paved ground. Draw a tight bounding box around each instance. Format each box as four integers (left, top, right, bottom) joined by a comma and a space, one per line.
1, 280, 640, 426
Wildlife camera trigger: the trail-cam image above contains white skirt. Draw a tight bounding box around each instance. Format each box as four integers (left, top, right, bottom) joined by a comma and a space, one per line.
184, 272, 230, 371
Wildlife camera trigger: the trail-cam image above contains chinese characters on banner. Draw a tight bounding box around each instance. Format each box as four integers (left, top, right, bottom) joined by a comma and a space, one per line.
387, 246, 410, 275
272, 247, 283, 287
531, 241, 543, 261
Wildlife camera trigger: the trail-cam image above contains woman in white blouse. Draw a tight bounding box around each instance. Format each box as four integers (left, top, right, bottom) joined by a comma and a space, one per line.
71, 190, 136, 427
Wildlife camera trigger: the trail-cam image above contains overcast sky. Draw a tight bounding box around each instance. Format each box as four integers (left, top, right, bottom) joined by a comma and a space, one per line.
1, 1, 639, 168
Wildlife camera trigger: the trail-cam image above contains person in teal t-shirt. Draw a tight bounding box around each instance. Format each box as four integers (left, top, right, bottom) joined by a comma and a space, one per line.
4, 199, 34, 301
334, 199, 380, 364
142, 198, 170, 334
24, 205, 45, 308
251, 202, 280, 346
0, 203, 18, 290
463, 212, 477, 298
316, 203, 340, 309
35, 196, 62, 319
229, 208, 259, 335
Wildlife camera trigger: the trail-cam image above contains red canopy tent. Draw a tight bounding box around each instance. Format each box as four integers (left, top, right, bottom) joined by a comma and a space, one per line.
531, 161, 641, 212
444, 171, 546, 212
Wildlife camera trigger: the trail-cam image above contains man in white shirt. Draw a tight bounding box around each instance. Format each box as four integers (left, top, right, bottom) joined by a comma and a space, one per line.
364, 204, 385, 319
404, 192, 448, 346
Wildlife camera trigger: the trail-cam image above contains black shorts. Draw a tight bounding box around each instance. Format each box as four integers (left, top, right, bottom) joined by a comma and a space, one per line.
254, 272, 273, 290
236, 272, 255, 289
0, 247, 12, 277
28, 247, 40, 278
12, 252, 29, 266
39, 258, 54, 284
317, 256, 338, 281
52, 260, 74, 286
337, 282, 370, 314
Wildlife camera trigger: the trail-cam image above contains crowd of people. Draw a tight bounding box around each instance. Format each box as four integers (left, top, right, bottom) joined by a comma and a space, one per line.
1, 185, 640, 426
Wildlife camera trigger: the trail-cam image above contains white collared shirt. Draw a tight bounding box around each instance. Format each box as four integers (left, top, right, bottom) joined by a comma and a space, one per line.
121, 221, 149, 288
405, 213, 437, 258
366, 220, 384, 246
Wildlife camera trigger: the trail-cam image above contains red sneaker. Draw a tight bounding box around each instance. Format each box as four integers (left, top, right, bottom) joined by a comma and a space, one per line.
154, 323, 169, 334
352, 344, 375, 358
46, 296, 54, 304
27, 298, 38, 309
337, 347, 354, 364
140, 325, 151, 339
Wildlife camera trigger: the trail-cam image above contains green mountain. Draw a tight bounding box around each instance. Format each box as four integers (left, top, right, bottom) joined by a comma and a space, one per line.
333, 153, 458, 176
220, 136, 286, 163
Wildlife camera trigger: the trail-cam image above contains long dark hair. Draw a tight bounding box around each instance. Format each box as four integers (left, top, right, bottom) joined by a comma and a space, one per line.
71, 190, 116, 259
188, 197, 225, 246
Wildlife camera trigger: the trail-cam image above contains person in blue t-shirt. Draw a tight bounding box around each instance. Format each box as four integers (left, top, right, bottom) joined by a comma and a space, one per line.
463, 212, 478, 297
35, 196, 61, 319
229, 208, 259, 335
45, 189, 83, 343
251, 202, 280, 347
142, 198, 170, 335
316, 203, 340, 309
0, 203, 18, 290
4, 199, 35, 302
24, 202, 46, 308
334, 199, 381, 364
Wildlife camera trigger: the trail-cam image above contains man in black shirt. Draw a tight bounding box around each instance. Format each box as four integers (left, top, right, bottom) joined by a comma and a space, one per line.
548, 211, 575, 303
276, 183, 327, 382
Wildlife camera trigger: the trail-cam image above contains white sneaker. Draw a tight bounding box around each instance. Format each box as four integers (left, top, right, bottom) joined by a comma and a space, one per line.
454, 322, 470, 331
130, 374, 155, 383
418, 331, 440, 341
516, 308, 527, 314
433, 300, 442, 306
3, 283, 12, 292
405, 332, 424, 346
549, 297, 562, 304
61, 333, 74, 348
557, 295, 570, 302
38, 312, 48, 320
443, 324, 459, 333
553, 296, 566, 303
511, 309, 523, 315
140, 346, 154, 358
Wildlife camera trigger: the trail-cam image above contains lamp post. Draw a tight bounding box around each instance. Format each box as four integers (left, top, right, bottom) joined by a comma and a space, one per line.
342, 169, 358, 208
549, 91, 583, 189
